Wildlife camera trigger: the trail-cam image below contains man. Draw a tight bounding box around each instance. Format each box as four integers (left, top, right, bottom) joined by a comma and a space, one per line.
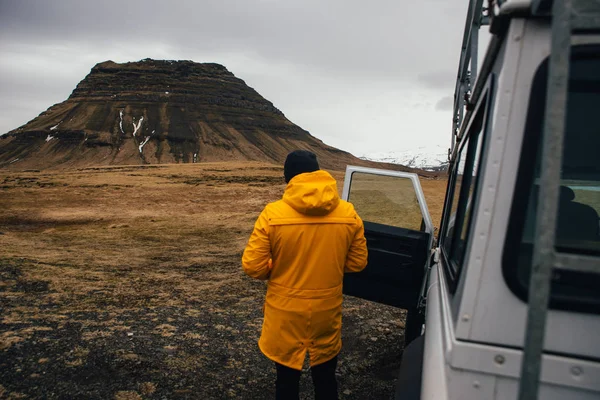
242, 150, 368, 399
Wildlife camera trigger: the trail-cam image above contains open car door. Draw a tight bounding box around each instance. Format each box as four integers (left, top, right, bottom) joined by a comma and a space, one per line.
342, 166, 434, 341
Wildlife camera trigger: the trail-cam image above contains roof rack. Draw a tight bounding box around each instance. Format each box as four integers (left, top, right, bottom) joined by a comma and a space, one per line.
518, 2, 600, 400
450, 0, 490, 153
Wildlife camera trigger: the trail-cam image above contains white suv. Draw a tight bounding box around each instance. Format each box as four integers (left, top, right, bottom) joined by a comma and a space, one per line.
341, 1, 600, 399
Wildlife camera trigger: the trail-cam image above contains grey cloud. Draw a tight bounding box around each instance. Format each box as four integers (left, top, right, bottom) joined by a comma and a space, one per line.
418, 70, 456, 89
0, 0, 468, 81
435, 95, 454, 111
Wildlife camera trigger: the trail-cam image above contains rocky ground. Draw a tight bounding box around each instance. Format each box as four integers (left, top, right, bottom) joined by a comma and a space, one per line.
0, 256, 407, 400
0, 163, 446, 399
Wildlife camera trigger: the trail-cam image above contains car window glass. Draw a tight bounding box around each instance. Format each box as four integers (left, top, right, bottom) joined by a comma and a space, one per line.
521, 56, 600, 256
503, 46, 600, 313
443, 140, 469, 256
453, 112, 486, 264
440, 89, 489, 289
348, 173, 424, 231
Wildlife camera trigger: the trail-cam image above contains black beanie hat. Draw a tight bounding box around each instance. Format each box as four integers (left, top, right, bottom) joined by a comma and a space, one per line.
284, 150, 320, 183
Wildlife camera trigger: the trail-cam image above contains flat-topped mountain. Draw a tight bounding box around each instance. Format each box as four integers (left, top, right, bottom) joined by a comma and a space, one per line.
0, 59, 375, 171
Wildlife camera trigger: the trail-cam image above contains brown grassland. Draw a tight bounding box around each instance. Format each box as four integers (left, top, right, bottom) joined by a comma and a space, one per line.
0, 162, 446, 400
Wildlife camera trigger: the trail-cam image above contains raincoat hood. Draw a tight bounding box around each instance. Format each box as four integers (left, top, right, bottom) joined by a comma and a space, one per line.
282, 170, 340, 216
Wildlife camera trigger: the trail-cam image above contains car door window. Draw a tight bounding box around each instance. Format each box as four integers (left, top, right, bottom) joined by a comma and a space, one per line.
452, 111, 487, 266
439, 86, 491, 290
503, 46, 600, 313
341, 167, 433, 326
347, 172, 425, 231
443, 140, 469, 258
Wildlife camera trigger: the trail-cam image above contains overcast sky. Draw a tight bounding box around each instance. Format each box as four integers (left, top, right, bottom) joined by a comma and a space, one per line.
0, 0, 476, 157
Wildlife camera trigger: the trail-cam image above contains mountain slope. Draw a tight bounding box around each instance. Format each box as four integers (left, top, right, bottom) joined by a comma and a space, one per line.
0, 59, 365, 171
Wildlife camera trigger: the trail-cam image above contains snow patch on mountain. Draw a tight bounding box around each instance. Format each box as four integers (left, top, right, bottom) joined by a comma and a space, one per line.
138, 136, 150, 153
360, 145, 449, 171
132, 116, 144, 137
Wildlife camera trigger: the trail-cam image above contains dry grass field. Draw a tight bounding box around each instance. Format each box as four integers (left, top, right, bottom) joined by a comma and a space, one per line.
0, 162, 446, 400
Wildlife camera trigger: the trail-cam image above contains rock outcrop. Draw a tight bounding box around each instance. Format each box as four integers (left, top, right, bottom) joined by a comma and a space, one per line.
0, 59, 370, 171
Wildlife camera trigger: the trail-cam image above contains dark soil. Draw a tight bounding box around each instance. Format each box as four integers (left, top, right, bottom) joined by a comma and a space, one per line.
0, 257, 407, 400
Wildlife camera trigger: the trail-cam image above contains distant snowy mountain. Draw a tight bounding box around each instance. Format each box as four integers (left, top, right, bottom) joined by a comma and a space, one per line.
360, 145, 449, 171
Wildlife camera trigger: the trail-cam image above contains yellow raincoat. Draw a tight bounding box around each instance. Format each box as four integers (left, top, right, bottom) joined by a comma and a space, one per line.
242, 170, 368, 370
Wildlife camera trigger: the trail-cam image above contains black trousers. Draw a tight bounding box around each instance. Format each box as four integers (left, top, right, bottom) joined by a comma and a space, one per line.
275, 356, 338, 400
